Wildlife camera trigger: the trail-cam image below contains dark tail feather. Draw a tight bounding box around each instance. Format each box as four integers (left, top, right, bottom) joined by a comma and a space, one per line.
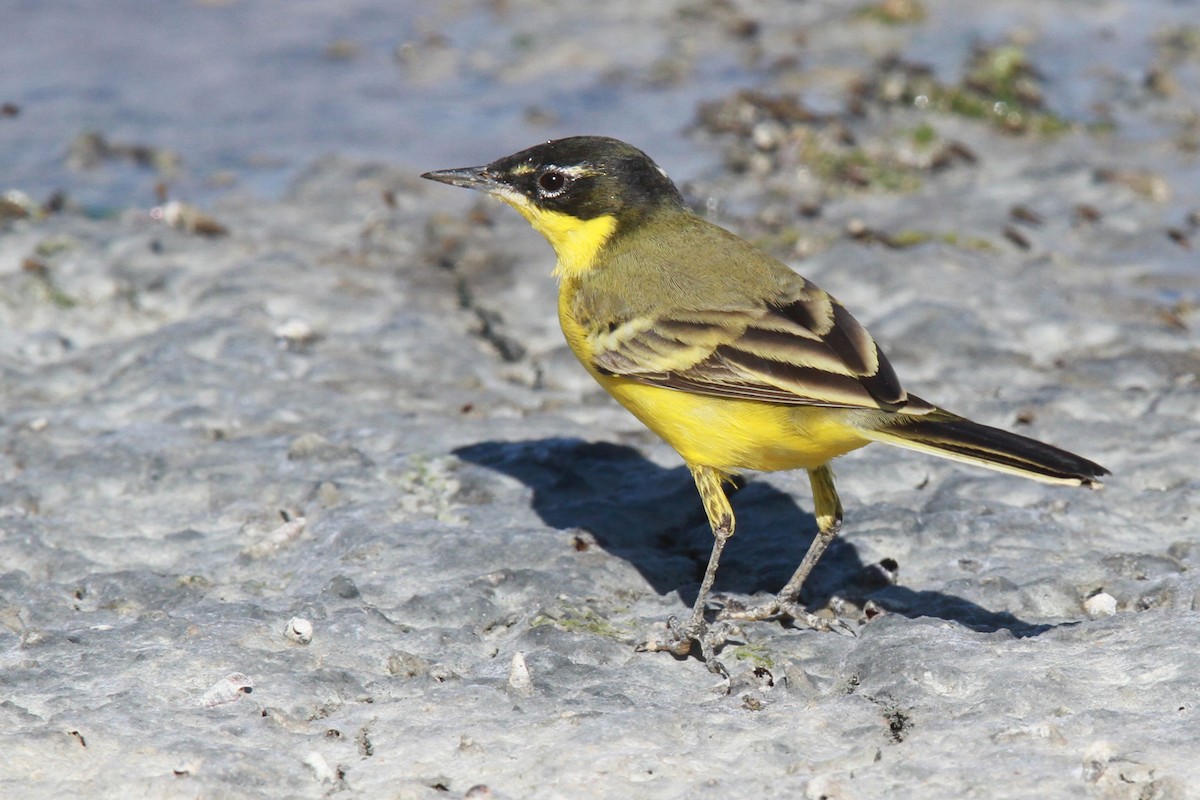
865, 409, 1109, 488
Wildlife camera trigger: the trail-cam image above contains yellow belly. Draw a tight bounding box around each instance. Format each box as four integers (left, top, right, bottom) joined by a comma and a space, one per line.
600, 375, 870, 473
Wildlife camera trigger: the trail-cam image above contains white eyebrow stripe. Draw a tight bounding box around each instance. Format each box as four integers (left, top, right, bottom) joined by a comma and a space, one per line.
557, 165, 594, 178
508, 163, 592, 179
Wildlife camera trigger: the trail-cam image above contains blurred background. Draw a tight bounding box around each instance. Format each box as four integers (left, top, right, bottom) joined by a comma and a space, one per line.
3, 0, 1198, 214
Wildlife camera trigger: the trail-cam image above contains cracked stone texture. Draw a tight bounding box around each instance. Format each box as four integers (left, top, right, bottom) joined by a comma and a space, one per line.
2, 1, 1199, 798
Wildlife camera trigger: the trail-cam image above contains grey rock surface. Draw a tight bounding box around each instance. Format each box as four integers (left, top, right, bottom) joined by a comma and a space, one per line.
3, 1, 1200, 798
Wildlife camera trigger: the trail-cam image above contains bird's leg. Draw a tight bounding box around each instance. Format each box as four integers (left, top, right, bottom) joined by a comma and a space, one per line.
718, 464, 852, 634
636, 464, 737, 673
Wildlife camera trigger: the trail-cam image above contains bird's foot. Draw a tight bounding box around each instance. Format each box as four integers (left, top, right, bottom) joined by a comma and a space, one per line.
716, 595, 856, 637
636, 615, 740, 676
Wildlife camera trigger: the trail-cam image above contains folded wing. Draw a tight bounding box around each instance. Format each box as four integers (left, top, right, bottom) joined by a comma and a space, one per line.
590, 281, 928, 412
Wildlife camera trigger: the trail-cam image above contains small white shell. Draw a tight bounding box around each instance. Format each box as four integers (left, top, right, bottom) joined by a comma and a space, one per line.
273, 318, 317, 348
507, 651, 533, 696
197, 672, 253, 708
304, 752, 337, 783
1084, 592, 1118, 618
284, 617, 314, 645
243, 516, 306, 559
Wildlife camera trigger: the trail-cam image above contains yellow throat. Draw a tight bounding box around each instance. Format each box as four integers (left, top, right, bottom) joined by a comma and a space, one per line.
497, 193, 617, 279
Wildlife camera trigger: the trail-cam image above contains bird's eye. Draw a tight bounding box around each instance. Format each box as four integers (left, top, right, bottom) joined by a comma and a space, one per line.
537, 169, 568, 197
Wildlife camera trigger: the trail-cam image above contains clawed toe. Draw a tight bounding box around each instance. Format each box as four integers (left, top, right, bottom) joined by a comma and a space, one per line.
716, 595, 858, 637
635, 615, 737, 676
635, 615, 695, 657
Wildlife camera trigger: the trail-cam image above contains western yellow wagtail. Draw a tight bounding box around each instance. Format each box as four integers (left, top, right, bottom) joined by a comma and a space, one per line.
423, 136, 1108, 672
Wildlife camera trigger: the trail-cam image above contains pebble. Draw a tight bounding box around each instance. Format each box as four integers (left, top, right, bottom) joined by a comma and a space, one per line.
1084, 592, 1118, 618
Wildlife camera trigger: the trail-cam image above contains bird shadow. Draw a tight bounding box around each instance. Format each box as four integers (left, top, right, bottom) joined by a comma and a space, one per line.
454, 437, 1052, 638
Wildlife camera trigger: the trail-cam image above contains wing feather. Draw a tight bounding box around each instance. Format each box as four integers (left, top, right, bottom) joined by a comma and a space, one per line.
589, 286, 914, 411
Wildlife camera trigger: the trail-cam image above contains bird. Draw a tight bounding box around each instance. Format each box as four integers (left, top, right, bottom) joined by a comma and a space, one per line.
422, 136, 1108, 672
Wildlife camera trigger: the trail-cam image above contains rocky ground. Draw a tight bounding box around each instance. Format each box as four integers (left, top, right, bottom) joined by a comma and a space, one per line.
2, 1, 1199, 798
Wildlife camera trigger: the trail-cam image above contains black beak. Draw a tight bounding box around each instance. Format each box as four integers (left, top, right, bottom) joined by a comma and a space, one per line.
420, 165, 503, 193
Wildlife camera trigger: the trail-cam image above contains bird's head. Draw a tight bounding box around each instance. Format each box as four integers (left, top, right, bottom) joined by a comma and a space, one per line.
422, 136, 684, 277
